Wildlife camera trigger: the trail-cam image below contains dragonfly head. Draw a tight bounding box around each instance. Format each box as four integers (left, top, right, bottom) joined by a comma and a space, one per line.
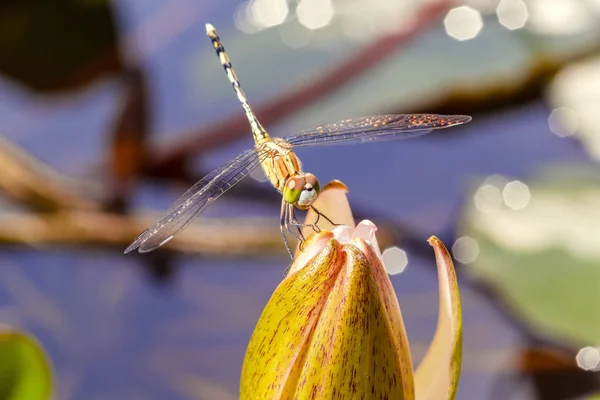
283, 173, 321, 209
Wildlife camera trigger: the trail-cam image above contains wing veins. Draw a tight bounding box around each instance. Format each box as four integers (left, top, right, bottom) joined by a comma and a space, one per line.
287, 114, 471, 147
125, 149, 267, 253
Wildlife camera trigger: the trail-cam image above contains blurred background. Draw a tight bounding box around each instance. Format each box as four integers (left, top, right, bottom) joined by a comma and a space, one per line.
1, 0, 600, 398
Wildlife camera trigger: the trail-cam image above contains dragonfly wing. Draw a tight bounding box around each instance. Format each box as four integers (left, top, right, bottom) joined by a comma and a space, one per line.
125, 149, 264, 253
286, 114, 471, 147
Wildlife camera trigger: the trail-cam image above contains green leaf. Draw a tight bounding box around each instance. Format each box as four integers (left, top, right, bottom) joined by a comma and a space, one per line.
460, 165, 600, 347
0, 327, 53, 400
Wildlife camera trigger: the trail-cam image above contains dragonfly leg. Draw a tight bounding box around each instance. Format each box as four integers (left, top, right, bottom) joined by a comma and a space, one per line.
283, 205, 313, 252
291, 208, 321, 238
282, 205, 324, 255
281, 207, 295, 276
310, 206, 342, 227
288, 206, 307, 242
289, 207, 321, 234
282, 260, 294, 278
283, 203, 306, 254
288, 207, 324, 253
313, 209, 321, 226
280, 200, 294, 259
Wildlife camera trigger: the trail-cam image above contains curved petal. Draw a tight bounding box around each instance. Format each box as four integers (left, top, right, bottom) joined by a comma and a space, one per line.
294, 244, 414, 399
356, 238, 414, 396
288, 231, 335, 276
353, 220, 383, 259
240, 238, 344, 399
0, 326, 53, 400
414, 236, 463, 400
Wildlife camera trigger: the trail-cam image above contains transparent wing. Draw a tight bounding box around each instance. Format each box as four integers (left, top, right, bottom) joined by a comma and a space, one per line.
286, 114, 471, 147
125, 148, 265, 253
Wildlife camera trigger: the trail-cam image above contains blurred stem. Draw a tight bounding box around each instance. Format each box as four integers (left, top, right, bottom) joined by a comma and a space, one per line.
106, 67, 149, 213
0, 211, 284, 255
0, 136, 97, 213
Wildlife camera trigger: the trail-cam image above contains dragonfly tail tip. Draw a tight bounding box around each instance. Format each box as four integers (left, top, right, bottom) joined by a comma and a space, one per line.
206, 23, 216, 36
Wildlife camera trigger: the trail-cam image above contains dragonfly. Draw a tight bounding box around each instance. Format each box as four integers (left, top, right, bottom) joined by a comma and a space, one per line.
125, 23, 472, 257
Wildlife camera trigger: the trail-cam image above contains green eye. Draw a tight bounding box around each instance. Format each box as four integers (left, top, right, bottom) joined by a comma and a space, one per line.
283, 185, 302, 204
284, 175, 321, 206
283, 177, 303, 204
313, 180, 321, 195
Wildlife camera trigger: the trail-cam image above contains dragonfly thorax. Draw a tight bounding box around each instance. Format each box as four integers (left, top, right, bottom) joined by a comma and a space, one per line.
283, 173, 321, 209
258, 140, 302, 192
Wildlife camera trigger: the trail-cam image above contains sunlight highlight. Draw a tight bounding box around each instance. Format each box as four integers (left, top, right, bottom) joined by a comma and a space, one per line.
496, 0, 529, 30
576, 347, 600, 372
234, 0, 289, 34
452, 236, 480, 264
502, 180, 531, 210
527, 0, 592, 35
297, 0, 335, 30
548, 107, 579, 138
382, 246, 408, 275
444, 6, 484, 41
252, 0, 289, 28
474, 184, 504, 213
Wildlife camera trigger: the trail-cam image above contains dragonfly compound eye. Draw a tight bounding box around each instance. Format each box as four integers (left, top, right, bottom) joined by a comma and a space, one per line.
296, 173, 320, 208
283, 174, 321, 207
303, 173, 320, 195
297, 186, 318, 208
283, 176, 304, 205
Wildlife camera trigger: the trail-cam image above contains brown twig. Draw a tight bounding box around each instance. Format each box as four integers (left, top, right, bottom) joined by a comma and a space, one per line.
0, 131, 428, 256
0, 211, 283, 256
0, 136, 97, 213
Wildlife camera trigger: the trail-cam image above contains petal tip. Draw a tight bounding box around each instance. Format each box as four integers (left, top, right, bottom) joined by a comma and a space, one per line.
322, 179, 349, 192
427, 235, 442, 247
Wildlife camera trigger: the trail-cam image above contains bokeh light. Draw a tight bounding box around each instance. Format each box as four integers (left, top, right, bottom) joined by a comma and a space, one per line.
576, 347, 600, 371
452, 236, 480, 264
252, 0, 289, 28
548, 107, 579, 138
234, 1, 262, 34
444, 6, 484, 41
297, 0, 335, 30
234, 0, 289, 33
474, 184, 504, 213
382, 247, 408, 275
527, 0, 593, 35
496, 0, 528, 30
502, 180, 531, 210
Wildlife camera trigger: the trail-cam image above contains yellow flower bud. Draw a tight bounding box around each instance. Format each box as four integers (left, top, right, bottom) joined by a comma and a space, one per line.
240, 182, 462, 400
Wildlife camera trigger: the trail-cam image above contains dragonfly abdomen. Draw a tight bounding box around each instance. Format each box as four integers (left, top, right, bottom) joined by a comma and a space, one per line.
206, 23, 270, 145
